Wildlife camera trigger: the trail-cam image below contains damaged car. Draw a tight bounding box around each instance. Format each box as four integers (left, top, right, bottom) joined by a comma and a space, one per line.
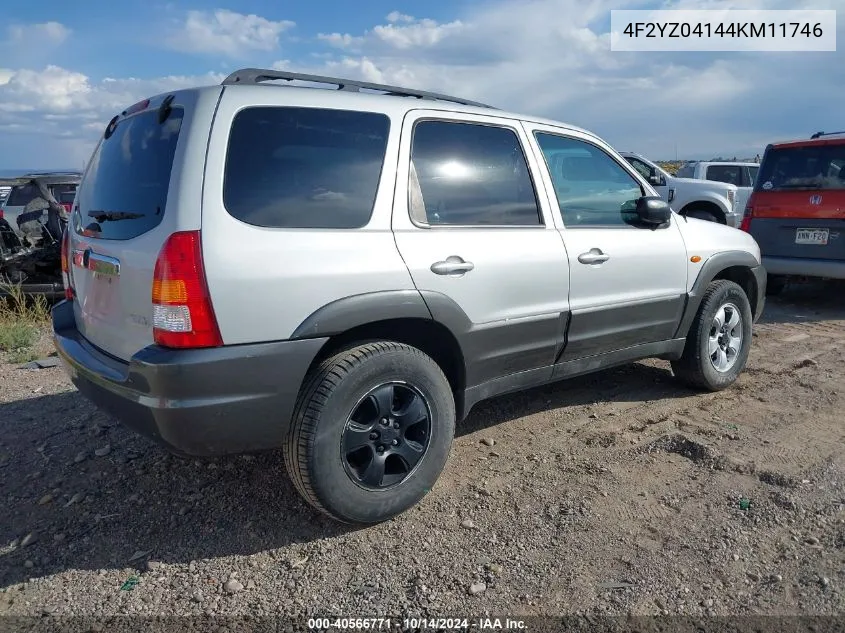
0, 172, 81, 297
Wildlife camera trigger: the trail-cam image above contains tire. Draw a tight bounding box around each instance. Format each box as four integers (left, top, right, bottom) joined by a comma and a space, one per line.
766, 274, 787, 296
685, 207, 721, 223
284, 341, 456, 524
671, 280, 753, 392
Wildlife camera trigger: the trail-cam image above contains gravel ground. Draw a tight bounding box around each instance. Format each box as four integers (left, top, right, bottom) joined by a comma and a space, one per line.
0, 280, 843, 621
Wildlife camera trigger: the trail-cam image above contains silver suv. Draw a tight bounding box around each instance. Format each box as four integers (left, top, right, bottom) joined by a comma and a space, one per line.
53, 68, 767, 524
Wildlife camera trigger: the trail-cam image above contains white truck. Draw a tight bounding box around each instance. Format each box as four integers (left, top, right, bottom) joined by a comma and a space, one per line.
675, 160, 758, 222
620, 152, 741, 227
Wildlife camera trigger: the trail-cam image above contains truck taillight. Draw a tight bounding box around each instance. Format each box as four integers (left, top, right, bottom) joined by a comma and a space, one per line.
60, 228, 74, 301
151, 231, 222, 349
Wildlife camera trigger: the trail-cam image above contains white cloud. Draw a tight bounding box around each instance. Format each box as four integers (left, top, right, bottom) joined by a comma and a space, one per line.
166, 9, 295, 57
0, 66, 225, 168
317, 32, 364, 50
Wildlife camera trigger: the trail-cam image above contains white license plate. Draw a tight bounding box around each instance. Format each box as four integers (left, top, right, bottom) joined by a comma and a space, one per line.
795, 228, 829, 245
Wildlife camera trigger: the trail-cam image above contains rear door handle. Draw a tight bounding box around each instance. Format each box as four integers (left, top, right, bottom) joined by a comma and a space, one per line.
430, 256, 474, 276
578, 249, 610, 265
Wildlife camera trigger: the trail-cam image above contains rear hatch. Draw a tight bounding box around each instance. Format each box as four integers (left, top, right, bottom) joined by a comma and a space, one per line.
747, 141, 845, 262
66, 89, 218, 361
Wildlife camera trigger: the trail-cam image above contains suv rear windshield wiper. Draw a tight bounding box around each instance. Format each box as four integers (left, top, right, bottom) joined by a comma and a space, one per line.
87, 210, 145, 222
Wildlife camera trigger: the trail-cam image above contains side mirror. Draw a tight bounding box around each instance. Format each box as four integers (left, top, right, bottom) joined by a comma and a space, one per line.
648, 173, 666, 187
635, 195, 671, 225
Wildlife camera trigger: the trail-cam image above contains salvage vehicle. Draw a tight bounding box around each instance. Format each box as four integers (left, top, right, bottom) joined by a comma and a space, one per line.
741, 131, 845, 294
53, 68, 766, 524
0, 172, 80, 297
620, 152, 742, 227
676, 160, 758, 222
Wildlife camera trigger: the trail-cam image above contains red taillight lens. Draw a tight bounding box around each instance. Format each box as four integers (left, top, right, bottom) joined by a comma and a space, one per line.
0, 208, 4, 219
60, 228, 74, 301
152, 231, 222, 349
740, 205, 754, 232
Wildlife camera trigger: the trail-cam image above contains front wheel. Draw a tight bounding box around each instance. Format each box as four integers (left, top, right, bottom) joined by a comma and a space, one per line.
284, 341, 456, 524
671, 280, 753, 391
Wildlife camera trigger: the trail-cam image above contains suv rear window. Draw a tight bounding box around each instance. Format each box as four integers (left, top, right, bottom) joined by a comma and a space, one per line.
757, 144, 845, 191
223, 107, 390, 229
706, 165, 742, 186
73, 108, 184, 240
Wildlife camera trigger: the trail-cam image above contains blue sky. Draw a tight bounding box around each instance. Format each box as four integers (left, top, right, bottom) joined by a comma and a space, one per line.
0, 0, 841, 170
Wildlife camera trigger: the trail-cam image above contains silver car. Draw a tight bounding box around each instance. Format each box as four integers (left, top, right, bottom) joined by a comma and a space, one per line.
53, 68, 767, 524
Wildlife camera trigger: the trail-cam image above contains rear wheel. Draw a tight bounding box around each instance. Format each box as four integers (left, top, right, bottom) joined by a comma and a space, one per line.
284, 341, 455, 524
671, 280, 753, 392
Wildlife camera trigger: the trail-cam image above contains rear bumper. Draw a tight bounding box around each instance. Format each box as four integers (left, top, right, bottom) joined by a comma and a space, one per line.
51, 300, 328, 457
762, 256, 845, 280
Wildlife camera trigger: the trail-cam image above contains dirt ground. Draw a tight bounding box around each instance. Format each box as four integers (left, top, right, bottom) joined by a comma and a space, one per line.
0, 279, 843, 621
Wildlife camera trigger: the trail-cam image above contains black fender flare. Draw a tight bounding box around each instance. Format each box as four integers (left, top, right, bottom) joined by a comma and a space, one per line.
674, 250, 766, 338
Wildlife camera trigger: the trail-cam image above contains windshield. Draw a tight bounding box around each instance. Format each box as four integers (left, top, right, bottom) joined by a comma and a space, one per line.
757, 144, 845, 191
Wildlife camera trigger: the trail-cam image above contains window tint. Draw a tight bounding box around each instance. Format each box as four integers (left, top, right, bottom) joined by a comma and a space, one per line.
223, 107, 390, 229
757, 145, 845, 191
74, 108, 183, 240
6, 183, 39, 207
705, 164, 742, 186
535, 133, 643, 227
625, 157, 652, 179
747, 165, 759, 185
675, 164, 693, 178
409, 120, 541, 226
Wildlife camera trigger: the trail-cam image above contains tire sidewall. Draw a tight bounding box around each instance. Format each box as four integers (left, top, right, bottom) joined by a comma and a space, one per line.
695, 282, 753, 389
307, 347, 455, 523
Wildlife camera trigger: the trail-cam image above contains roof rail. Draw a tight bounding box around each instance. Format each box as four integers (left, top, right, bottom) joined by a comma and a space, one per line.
810, 130, 845, 139
221, 67, 496, 109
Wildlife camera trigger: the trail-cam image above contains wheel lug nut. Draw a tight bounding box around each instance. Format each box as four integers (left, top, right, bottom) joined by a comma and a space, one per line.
369, 432, 379, 440
391, 439, 399, 446
376, 445, 384, 453
380, 418, 388, 426
393, 422, 400, 429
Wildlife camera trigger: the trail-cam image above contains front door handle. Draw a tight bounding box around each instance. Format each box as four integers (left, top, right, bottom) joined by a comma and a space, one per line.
430, 256, 475, 276
578, 249, 610, 265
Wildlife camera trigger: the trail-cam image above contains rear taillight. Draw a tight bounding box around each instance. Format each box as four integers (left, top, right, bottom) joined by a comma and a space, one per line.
0, 208, 4, 219
152, 231, 222, 349
60, 228, 74, 301
740, 205, 754, 232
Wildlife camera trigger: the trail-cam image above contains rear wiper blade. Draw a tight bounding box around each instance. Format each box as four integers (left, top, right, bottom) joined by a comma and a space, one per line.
87, 210, 144, 222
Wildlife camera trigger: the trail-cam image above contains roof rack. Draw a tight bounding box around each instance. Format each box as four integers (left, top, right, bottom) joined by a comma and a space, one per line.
810, 130, 845, 139
221, 67, 496, 109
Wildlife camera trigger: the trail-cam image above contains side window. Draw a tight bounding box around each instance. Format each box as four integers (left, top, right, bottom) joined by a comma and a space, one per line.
675, 164, 693, 178
223, 107, 390, 229
626, 157, 652, 179
534, 133, 644, 227
409, 120, 542, 226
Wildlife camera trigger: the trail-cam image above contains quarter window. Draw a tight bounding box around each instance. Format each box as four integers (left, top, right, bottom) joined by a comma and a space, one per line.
534, 133, 644, 227
409, 120, 542, 226
223, 107, 391, 229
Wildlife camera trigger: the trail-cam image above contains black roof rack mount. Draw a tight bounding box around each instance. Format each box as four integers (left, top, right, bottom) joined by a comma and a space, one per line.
221, 67, 495, 109
810, 130, 845, 139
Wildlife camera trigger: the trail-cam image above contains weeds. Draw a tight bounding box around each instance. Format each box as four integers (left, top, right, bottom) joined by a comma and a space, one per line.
0, 281, 52, 364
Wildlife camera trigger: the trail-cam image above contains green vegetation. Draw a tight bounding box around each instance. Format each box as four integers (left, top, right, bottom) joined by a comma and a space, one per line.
0, 282, 52, 364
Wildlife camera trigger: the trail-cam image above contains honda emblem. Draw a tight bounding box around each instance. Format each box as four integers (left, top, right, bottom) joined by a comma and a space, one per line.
809, 194, 822, 205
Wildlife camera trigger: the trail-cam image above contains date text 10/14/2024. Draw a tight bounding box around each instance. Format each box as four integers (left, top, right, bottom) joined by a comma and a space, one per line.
307, 618, 528, 630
